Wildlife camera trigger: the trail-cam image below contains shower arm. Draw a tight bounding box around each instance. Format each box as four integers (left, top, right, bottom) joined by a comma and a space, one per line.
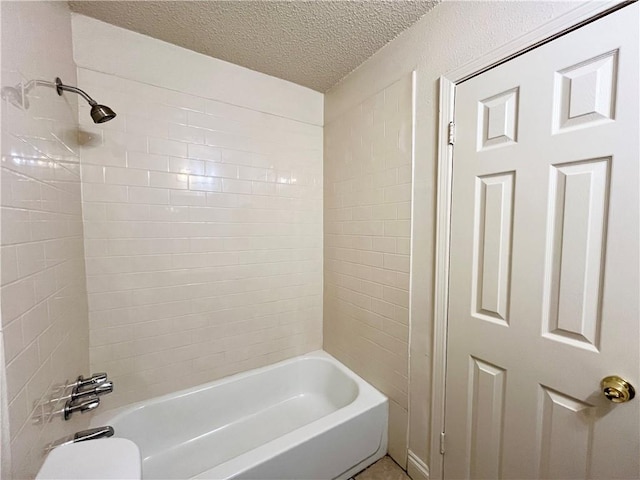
13, 78, 97, 106
55, 77, 98, 106
3, 77, 116, 123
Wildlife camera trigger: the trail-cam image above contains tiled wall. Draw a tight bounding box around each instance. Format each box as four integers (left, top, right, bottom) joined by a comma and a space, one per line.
1, 2, 90, 478
323, 75, 413, 465
73, 18, 324, 409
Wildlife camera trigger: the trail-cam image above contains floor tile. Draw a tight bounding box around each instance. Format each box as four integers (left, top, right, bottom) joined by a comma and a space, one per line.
353, 455, 410, 480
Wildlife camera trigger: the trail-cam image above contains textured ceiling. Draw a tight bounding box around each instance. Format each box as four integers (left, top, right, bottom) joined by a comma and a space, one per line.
68, 1, 438, 92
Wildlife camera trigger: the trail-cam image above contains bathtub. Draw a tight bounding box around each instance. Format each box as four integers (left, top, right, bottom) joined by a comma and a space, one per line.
91, 351, 388, 479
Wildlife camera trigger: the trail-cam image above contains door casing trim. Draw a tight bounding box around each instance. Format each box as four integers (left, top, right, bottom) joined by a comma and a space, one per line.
429, 1, 629, 478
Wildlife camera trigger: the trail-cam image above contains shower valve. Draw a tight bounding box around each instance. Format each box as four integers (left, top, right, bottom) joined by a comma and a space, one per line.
72, 380, 113, 401
72, 372, 108, 391
64, 395, 100, 420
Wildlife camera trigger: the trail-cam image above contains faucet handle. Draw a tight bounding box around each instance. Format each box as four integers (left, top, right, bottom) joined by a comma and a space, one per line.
64, 395, 100, 420
74, 373, 107, 390
72, 380, 113, 401
93, 380, 113, 396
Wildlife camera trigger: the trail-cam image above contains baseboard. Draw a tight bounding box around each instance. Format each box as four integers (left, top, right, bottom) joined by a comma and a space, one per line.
406, 450, 429, 480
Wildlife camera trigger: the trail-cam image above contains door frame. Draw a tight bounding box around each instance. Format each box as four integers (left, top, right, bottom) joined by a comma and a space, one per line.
429, 1, 631, 478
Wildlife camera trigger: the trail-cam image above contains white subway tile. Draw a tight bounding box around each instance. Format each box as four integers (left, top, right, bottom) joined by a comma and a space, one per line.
1, 277, 36, 323
21, 302, 49, 346
168, 123, 205, 144
188, 175, 222, 192
170, 189, 207, 206
3, 318, 24, 362
105, 166, 149, 186
82, 183, 128, 203
81, 144, 127, 167
127, 151, 170, 172
383, 253, 410, 273
126, 114, 167, 138
127, 186, 170, 205
188, 144, 222, 162
205, 161, 238, 179
168, 157, 205, 176
147, 104, 188, 125
222, 178, 252, 195
148, 137, 188, 158
5, 340, 39, 401
149, 171, 189, 190
106, 203, 150, 221
80, 164, 106, 183
396, 237, 410, 255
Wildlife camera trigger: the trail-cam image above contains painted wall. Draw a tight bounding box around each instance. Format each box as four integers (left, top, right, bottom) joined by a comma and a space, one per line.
71, 15, 324, 410
325, 0, 587, 475
324, 74, 413, 465
1, 2, 90, 478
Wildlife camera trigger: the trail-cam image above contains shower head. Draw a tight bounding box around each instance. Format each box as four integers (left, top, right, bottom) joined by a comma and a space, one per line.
90, 104, 117, 124
55, 77, 117, 123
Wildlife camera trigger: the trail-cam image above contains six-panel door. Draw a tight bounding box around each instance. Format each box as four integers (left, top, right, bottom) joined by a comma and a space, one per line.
445, 4, 639, 479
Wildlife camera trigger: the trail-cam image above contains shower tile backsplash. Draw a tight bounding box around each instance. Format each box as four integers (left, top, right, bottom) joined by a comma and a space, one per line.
1, 2, 90, 478
323, 75, 413, 464
76, 67, 323, 408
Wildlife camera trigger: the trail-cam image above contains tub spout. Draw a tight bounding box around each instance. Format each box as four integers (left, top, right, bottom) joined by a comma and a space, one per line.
74, 426, 115, 442
44, 426, 115, 453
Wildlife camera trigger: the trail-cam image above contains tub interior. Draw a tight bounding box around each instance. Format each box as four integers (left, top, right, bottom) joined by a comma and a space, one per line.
109, 358, 359, 479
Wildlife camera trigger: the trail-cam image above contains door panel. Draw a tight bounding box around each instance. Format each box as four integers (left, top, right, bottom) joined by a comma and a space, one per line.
544, 158, 610, 350
467, 357, 506, 479
472, 172, 514, 325
445, 4, 639, 479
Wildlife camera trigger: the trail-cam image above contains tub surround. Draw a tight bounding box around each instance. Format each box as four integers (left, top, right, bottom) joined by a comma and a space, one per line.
1, 2, 91, 478
71, 15, 324, 410
324, 74, 413, 464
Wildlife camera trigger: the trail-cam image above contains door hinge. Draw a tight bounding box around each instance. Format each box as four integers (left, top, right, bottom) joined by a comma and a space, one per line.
448, 121, 455, 145
440, 432, 446, 454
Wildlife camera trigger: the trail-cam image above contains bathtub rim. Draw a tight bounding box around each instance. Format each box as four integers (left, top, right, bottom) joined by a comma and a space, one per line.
91, 350, 386, 426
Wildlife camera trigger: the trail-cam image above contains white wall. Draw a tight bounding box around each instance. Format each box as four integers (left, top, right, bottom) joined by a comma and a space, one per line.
71, 14, 322, 126
72, 15, 325, 409
325, 0, 588, 474
1, 2, 90, 478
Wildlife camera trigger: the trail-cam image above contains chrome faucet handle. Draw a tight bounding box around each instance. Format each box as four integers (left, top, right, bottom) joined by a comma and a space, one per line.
72, 381, 113, 400
74, 373, 108, 391
64, 395, 100, 420
73, 426, 114, 442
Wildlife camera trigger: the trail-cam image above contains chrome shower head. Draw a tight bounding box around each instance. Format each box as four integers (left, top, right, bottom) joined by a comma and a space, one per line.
55, 77, 117, 124
90, 104, 117, 123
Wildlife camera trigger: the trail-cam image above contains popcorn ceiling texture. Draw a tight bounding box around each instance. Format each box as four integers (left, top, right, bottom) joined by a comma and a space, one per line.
67, 0, 438, 92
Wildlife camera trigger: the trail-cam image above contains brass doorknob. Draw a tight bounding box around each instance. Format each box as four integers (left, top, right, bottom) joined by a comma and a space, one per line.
601, 376, 635, 403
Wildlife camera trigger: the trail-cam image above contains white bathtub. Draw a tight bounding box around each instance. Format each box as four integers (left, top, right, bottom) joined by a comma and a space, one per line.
91, 351, 388, 479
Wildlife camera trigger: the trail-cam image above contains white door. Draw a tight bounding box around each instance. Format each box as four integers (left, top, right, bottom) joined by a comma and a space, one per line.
445, 4, 639, 479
